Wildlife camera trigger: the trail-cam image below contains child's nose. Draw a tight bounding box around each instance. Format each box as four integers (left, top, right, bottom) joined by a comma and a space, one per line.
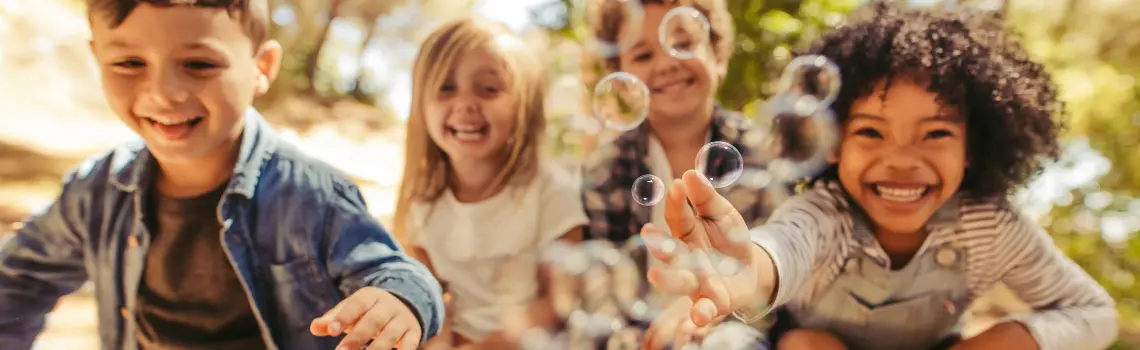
880, 148, 923, 172
144, 68, 191, 106
453, 97, 478, 115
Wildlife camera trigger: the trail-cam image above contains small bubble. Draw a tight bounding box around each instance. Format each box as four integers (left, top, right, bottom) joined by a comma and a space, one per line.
777, 55, 842, 107
593, 72, 651, 131
696, 141, 744, 188
746, 94, 840, 181
658, 6, 711, 60
631, 174, 666, 206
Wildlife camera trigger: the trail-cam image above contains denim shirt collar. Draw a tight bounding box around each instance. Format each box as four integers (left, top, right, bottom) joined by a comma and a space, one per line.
108, 108, 279, 199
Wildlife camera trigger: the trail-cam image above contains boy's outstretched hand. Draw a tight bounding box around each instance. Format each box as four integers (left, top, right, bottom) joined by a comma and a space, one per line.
642, 170, 768, 327
310, 286, 421, 350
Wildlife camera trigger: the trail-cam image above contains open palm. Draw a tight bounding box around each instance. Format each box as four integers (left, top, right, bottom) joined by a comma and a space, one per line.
642, 170, 762, 326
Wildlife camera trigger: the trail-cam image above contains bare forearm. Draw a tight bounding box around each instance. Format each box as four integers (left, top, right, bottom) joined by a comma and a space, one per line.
952, 322, 1039, 350
751, 243, 779, 308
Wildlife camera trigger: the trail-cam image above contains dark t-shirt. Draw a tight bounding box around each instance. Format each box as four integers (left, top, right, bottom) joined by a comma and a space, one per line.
135, 184, 267, 349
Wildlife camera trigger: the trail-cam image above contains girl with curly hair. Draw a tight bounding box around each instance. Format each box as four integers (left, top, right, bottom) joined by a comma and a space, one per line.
640, 1, 1118, 349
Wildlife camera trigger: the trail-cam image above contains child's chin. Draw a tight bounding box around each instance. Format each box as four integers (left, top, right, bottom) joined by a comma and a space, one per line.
875, 219, 929, 236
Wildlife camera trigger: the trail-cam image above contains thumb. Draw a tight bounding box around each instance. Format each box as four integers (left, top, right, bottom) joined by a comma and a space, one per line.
690, 297, 719, 327
309, 302, 344, 335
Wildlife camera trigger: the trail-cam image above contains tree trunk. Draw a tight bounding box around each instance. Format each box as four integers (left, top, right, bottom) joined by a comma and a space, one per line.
305, 0, 343, 93
350, 18, 379, 97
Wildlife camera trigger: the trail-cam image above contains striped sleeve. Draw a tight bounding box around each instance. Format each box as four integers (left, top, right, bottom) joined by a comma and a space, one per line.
989, 205, 1118, 350
749, 189, 845, 309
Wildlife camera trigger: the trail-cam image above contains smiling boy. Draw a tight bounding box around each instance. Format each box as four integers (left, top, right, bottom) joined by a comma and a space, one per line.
0, 1, 443, 349
581, 0, 776, 245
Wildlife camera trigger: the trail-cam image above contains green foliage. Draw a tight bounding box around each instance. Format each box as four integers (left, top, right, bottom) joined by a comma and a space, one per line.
719, 0, 858, 112
534, 0, 1140, 345
1001, 0, 1140, 345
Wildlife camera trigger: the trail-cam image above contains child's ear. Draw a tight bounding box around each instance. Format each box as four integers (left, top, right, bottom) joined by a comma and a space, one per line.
254, 40, 283, 96
715, 55, 729, 79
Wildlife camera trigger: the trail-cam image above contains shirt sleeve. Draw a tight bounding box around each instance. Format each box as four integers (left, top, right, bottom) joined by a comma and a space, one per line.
748, 189, 844, 310
0, 167, 91, 349
991, 206, 1118, 350
324, 182, 444, 343
538, 167, 589, 243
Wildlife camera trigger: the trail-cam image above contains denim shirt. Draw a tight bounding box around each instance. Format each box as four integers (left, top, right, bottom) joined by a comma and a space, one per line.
0, 109, 444, 350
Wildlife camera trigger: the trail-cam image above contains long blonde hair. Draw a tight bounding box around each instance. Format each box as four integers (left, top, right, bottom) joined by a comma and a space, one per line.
393, 17, 547, 248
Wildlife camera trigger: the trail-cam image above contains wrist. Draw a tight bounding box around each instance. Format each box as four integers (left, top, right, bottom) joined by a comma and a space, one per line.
732, 245, 777, 323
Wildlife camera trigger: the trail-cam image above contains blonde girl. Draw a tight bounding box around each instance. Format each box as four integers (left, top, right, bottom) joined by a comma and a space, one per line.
392, 17, 588, 350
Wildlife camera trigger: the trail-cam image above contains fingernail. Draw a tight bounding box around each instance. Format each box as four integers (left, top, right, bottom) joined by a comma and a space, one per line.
329, 321, 342, 334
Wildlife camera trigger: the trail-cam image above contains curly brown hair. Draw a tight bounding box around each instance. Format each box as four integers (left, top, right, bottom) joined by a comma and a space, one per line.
805, 0, 1064, 197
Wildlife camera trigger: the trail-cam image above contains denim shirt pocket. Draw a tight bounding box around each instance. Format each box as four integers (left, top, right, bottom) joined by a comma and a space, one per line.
265, 257, 339, 332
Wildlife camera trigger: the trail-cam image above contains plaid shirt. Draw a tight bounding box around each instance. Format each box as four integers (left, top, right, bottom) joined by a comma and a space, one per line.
581, 106, 788, 242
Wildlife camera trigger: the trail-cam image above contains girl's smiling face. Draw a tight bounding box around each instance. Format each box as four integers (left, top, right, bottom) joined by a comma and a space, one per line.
835, 76, 968, 236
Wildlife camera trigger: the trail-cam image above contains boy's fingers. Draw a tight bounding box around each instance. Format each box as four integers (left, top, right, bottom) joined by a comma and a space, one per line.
690, 276, 732, 327
324, 293, 379, 337
310, 301, 348, 336
690, 297, 719, 327
647, 265, 698, 295
663, 181, 700, 244
640, 224, 684, 264
680, 170, 737, 220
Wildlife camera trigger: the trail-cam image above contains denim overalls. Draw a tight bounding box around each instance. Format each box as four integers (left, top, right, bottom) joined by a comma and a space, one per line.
769, 201, 968, 350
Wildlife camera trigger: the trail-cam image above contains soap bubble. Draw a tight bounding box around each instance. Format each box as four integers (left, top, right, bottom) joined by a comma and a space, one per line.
593, 72, 651, 131
631, 174, 666, 206
658, 6, 711, 60
777, 54, 842, 107
745, 93, 840, 182
696, 141, 744, 188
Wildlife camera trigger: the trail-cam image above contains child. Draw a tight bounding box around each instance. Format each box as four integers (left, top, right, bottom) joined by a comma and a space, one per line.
0, 1, 443, 350
642, 2, 1118, 350
580, 0, 779, 244
391, 17, 588, 350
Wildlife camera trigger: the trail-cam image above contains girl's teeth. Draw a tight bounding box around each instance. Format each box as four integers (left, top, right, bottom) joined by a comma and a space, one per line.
875, 185, 926, 202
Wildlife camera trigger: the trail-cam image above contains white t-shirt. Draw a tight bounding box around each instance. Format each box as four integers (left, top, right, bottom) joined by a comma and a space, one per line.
408, 164, 589, 341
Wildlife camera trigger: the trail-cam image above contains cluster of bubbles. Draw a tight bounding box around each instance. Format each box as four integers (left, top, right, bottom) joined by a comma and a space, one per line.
528, 237, 761, 350
535, 2, 844, 348
628, 53, 843, 206
573, 1, 843, 207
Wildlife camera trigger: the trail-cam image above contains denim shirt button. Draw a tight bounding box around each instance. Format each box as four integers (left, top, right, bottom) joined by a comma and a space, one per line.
119, 307, 130, 319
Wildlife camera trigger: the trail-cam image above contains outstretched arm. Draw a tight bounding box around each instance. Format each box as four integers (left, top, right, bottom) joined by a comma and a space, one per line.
959, 207, 1117, 350
0, 174, 90, 349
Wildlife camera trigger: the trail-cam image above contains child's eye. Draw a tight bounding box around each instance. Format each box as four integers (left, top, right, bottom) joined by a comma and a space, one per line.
480, 85, 500, 94
112, 59, 145, 69
634, 52, 652, 62
925, 129, 954, 140
184, 61, 220, 70
438, 83, 456, 94
854, 127, 883, 139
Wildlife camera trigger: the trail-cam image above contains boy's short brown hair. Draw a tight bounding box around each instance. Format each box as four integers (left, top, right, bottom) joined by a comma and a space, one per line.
87, 0, 270, 45
592, 0, 735, 71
